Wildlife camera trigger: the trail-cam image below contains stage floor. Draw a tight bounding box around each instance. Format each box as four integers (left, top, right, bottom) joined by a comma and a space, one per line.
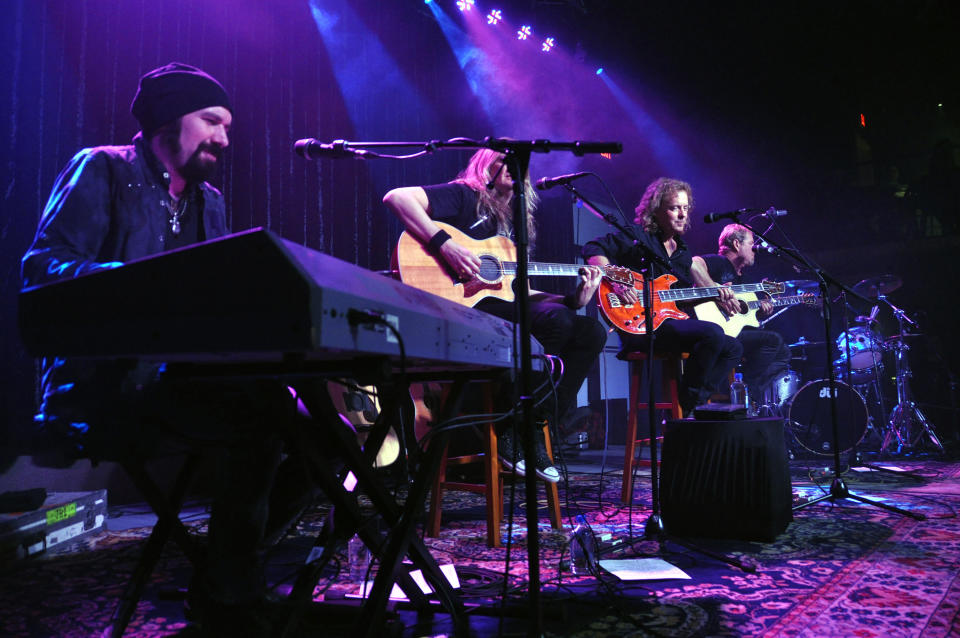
2, 446, 959, 637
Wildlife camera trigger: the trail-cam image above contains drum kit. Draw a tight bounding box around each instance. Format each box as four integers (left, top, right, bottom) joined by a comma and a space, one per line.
758, 274, 943, 458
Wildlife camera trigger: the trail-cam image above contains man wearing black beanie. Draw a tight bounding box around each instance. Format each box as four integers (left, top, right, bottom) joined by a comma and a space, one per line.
22, 63, 296, 637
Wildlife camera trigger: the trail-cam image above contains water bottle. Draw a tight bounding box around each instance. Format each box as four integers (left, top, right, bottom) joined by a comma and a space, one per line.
730, 372, 751, 414
569, 514, 597, 575
347, 533, 370, 581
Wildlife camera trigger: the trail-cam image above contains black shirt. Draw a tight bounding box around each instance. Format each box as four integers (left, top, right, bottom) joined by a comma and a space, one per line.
582, 226, 694, 286
424, 182, 502, 240
700, 254, 741, 286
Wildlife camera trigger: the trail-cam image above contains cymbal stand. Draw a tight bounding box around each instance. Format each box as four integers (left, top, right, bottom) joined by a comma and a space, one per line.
881, 296, 943, 454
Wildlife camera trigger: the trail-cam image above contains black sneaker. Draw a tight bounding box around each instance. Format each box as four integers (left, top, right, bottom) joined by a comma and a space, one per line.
531, 429, 560, 483
496, 427, 525, 477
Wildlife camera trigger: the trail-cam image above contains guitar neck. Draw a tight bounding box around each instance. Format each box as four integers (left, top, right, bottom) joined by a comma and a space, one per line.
501, 261, 591, 278
658, 281, 769, 303
745, 294, 812, 310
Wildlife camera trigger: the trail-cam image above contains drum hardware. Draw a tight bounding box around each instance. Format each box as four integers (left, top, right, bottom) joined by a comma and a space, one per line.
879, 295, 943, 454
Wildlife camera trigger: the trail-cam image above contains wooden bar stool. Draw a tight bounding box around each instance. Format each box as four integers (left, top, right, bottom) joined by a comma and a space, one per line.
620, 351, 688, 505
422, 384, 562, 548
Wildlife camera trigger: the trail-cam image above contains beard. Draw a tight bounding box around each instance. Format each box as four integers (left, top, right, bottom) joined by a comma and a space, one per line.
178, 144, 222, 184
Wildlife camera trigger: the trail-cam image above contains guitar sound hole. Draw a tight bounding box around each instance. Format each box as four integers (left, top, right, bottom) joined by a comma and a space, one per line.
477, 255, 502, 283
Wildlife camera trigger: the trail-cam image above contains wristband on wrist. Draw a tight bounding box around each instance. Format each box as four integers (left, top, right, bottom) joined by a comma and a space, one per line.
427, 229, 451, 254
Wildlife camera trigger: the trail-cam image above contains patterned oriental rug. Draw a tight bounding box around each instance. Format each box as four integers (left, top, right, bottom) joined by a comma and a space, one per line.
2, 460, 959, 637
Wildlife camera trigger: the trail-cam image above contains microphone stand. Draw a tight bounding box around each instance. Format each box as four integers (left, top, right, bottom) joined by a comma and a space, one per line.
298, 136, 622, 638
568, 187, 754, 573
486, 139, 620, 638
744, 224, 925, 521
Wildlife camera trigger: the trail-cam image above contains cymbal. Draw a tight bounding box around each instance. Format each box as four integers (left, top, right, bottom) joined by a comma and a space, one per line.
784, 279, 818, 294
853, 274, 902, 298
787, 338, 825, 348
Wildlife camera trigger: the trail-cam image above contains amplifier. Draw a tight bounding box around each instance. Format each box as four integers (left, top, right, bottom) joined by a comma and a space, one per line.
0, 490, 108, 560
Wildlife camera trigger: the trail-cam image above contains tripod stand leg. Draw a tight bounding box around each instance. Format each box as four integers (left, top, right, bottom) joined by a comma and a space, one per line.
844, 491, 926, 520
792, 477, 925, 520
909, 403, 944, 451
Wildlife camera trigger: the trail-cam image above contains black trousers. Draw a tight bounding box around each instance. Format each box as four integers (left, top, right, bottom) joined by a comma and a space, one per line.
476, 295, 607, 421
738, 327, 791, 397
621, 318, 743, 409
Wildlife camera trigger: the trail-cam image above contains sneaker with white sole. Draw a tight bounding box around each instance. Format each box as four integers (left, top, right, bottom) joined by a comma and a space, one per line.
496, 426, 525, 477
532, 428, 560, 483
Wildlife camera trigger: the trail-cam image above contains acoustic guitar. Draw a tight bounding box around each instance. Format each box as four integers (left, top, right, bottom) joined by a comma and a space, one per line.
394, 222, 633, 307
327, 380, 399, 468
597, 272, 785, 334
691, 292, 821, 338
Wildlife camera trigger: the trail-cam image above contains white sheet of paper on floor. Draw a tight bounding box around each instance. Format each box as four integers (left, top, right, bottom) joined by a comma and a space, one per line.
346, 563, 460, 601
598, 558, 691, 581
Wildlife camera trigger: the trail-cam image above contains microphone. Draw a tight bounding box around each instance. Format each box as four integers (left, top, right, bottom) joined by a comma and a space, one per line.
761, 206, 788, 218
702, 208, 755, 223
294, 138, 368, 160
755, 239, 780, 255
755, 240, 800, 271
535, 171, 590, 191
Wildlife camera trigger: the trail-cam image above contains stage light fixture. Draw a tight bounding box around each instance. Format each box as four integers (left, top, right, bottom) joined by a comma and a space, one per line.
487, 9, 502, 25
541, 37, 555, 52
517, 25, 532, 40
596, 67, 604, 75
457, 0, 475, 11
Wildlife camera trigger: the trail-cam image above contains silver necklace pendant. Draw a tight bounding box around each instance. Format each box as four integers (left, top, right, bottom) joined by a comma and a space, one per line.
165, 197, 186, 236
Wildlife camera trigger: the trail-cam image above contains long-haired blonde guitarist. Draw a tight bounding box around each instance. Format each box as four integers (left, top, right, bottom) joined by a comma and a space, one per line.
692, 223, 795, 405
383, 149, 606, 482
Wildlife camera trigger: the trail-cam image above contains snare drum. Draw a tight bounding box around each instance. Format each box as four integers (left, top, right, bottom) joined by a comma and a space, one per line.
785, 379, 868, 455
834, 327, 884, 370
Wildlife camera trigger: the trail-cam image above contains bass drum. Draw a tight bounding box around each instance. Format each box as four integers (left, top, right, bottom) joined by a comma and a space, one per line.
785, 379, 868, 456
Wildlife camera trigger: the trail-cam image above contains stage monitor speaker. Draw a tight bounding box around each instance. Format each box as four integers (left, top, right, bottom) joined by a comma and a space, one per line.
660, 417, 792, 541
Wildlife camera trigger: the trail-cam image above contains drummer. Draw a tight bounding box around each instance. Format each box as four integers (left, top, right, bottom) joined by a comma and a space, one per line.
691, 223, 792, 402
